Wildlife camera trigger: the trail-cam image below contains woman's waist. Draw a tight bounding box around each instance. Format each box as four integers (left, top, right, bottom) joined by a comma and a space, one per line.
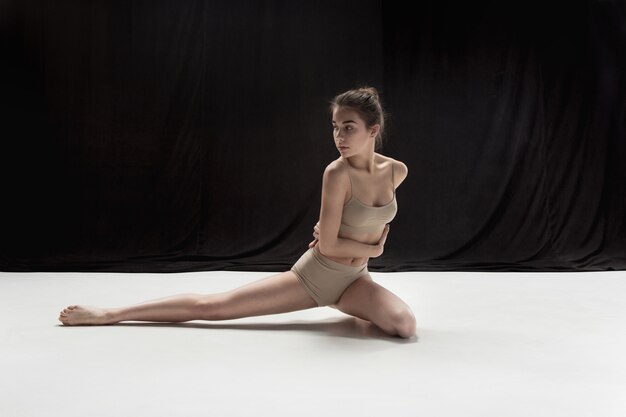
312, 246, 368, 268
338, 229, 383, 246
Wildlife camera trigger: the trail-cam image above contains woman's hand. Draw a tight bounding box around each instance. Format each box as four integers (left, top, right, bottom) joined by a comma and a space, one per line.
371, 224, 390, 258
308, 221, 321, 248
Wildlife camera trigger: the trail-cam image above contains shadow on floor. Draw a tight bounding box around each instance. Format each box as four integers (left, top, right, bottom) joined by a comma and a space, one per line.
58, 316, 417, 343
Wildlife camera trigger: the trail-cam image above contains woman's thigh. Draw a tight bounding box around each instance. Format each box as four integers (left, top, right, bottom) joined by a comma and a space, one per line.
334, 274, 416, 338
205, 270, 318, 320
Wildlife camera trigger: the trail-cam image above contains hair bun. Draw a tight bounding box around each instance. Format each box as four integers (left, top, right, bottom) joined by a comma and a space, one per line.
359, 86, 379, 98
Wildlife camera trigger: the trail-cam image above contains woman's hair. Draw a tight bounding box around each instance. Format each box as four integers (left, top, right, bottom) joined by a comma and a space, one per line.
329, 86, 387, 150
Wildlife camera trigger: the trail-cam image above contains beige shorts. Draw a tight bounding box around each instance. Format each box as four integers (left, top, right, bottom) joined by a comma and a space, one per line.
291, 246, 369, 306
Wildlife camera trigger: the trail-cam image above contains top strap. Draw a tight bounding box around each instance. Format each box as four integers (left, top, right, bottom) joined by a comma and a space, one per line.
346, 166, 353, 197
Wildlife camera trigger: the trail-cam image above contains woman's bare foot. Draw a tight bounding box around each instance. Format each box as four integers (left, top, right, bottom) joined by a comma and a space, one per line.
58, 305, 117, 326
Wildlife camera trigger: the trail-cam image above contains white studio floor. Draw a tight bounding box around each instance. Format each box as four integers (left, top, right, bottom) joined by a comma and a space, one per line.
1, 270, 625, 417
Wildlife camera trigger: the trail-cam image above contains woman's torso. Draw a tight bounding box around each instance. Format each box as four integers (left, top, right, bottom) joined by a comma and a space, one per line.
324, 154, 398, 267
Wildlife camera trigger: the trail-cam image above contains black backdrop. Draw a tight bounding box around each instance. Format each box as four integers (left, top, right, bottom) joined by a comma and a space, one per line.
1, 0, 624, 272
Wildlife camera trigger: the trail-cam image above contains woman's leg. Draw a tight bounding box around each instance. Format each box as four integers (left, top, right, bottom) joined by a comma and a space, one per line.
332, 274, 416, 339
59, 271, 317, 326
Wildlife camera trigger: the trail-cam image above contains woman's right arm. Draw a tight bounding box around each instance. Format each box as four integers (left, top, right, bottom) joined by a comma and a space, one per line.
316, 162, 384, 258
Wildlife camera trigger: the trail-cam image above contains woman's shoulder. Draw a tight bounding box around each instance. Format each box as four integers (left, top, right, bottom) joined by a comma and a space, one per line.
322, 158, 350, 191
324, 157, 349, 176
376, 154, 408, 187
376, 154, 408, 174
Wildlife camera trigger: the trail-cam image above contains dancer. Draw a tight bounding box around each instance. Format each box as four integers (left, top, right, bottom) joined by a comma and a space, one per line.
59, 87, 416, 338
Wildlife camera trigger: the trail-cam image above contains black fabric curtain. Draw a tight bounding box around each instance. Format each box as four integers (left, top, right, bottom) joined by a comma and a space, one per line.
1, 0, 624, 272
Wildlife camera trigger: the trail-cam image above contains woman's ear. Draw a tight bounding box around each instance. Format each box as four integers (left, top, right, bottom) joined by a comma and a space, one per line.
370, 124, 381, 138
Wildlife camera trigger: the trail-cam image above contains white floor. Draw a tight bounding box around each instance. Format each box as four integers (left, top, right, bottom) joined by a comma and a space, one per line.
1, 270, 625, 417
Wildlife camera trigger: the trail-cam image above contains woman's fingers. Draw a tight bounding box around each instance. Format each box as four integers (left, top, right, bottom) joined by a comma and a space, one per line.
312, 222, 320, 240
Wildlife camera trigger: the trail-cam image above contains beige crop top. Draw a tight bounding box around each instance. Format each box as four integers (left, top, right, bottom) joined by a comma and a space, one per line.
338, 163, 398, 234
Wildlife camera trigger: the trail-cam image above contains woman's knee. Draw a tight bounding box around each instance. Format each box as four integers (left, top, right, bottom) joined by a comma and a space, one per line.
392, 307, 416, 338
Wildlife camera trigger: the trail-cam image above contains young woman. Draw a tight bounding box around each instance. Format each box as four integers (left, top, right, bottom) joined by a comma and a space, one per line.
59, 87, 417, 339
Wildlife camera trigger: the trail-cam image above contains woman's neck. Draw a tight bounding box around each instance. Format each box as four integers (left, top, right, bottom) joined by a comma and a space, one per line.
344, 143, 377, 173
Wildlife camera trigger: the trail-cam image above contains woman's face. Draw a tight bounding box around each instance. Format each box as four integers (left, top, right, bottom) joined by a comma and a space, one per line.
332, 106, 379, 157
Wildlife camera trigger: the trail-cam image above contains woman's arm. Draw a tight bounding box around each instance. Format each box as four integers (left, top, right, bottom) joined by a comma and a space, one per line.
316, 162, 383, 258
